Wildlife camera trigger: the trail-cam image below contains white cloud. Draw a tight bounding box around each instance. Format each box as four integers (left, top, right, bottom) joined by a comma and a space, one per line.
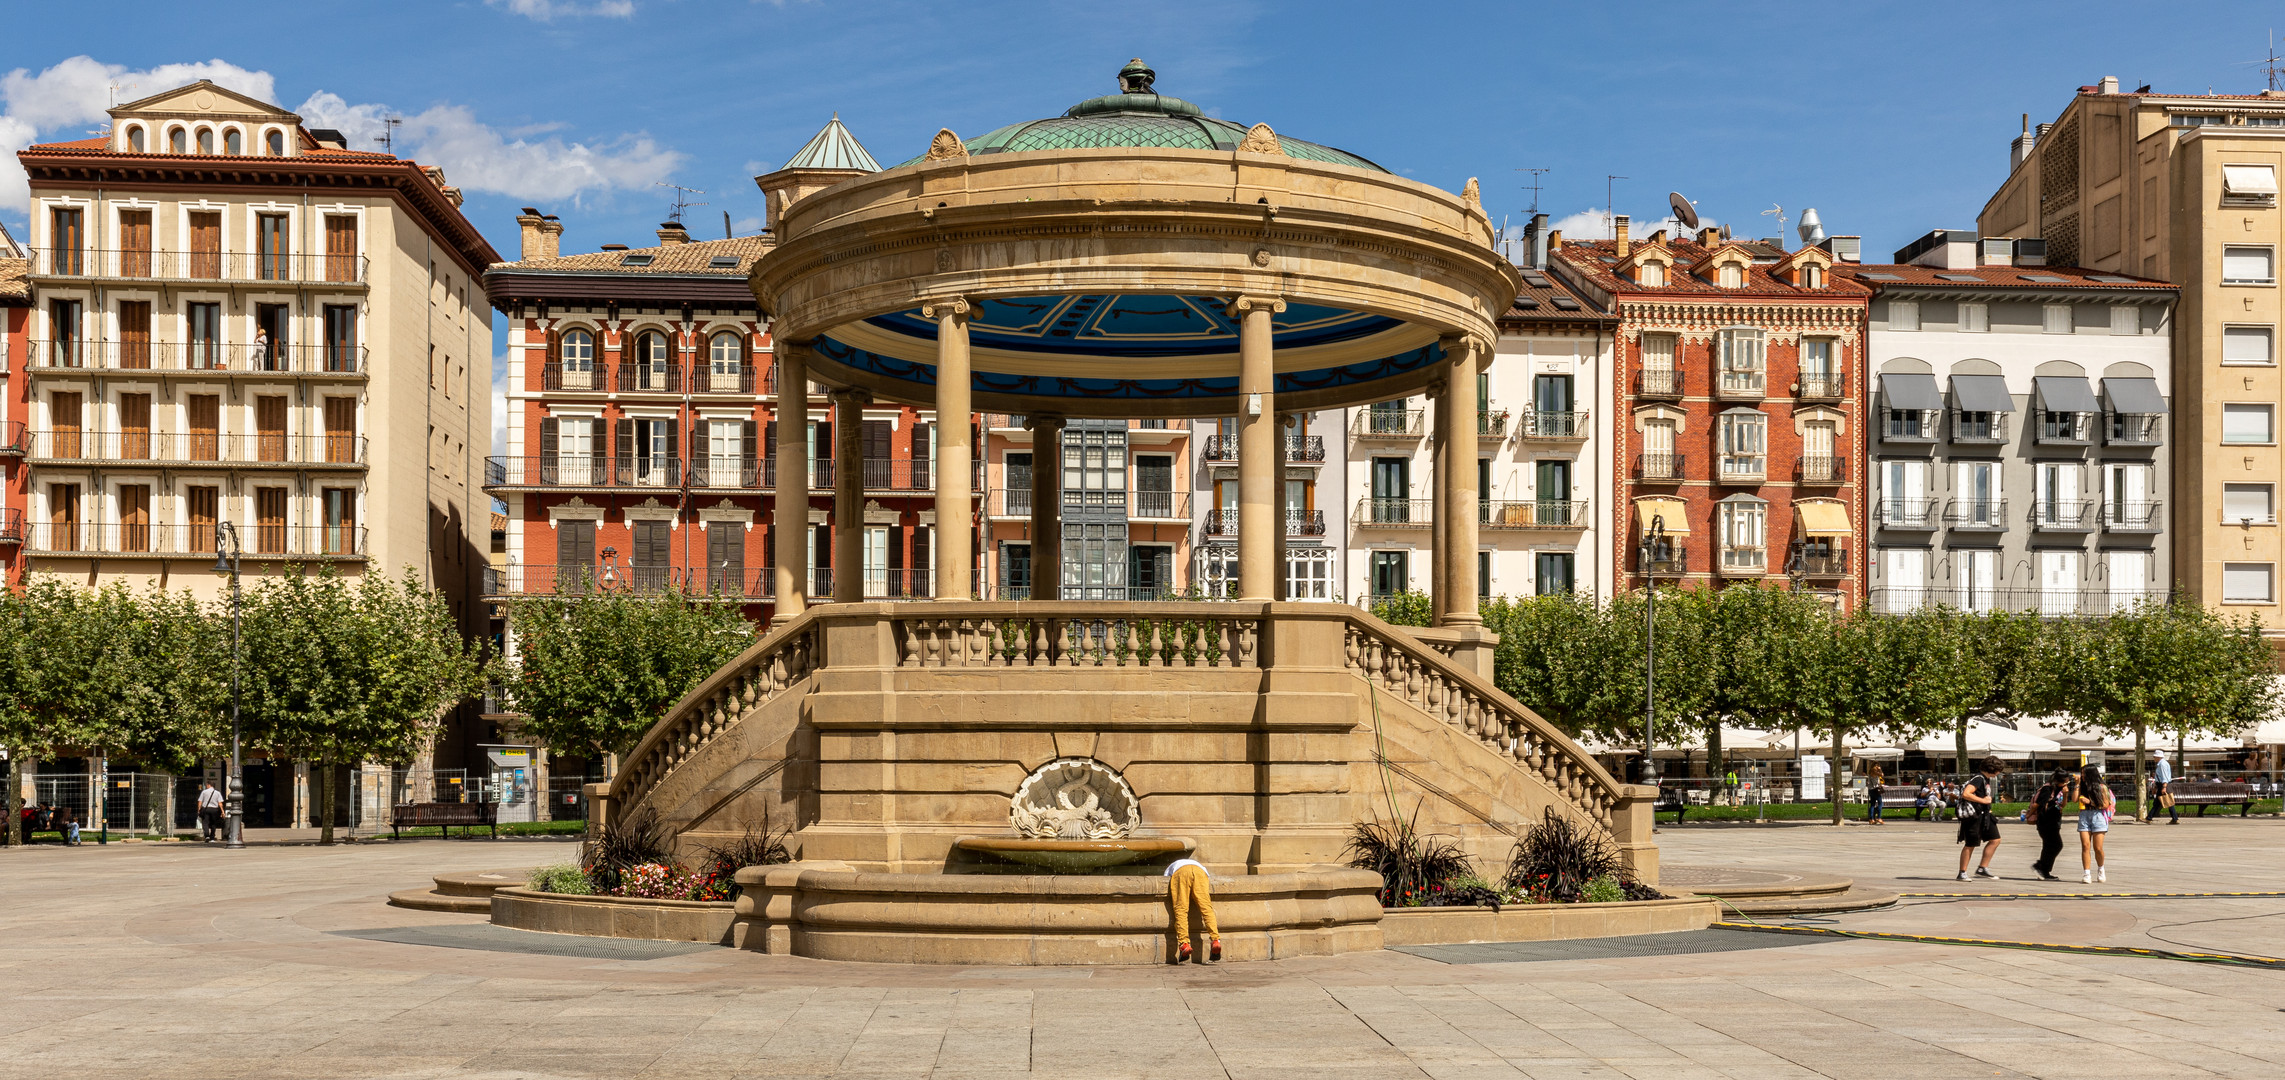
488, 0, 635, 19
1545, 206, 1717, 242
0, 56, 275, 211
298, 91, 685, 202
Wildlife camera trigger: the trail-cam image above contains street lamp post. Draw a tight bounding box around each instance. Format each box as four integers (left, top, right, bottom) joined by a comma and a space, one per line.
212, 521, 244, 849
1638, 516, 1666, 787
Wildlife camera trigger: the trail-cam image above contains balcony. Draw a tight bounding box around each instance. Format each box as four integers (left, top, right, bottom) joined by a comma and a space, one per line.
485, 455, 677, 489
31, 248, 369, 286
1870, 586, 2170, 617
614, 363, 683, 394
1796, 455, 1847, 484
1352, 409, 1424, 440
1203, 508, 1328, 537
28, 339, 367, 375
987, 487, 1034, 519
26, 522, 365, 559
1516, 410, 1588, 441
0, 509, 21, 544
2106, 412, 2164, 447
25, 431, 367, 468
0, 421, 23, 456
1881, 410, 1937, 444
1716, 370, 1766, 401
1717, 546, 1768, 577
1717, 454, 1766, 484
1482, 500, 1587, 530
1202, 434, 1324, 463
1950, 410, 2010, 445
1130, 489, 1192, 521
1637, 369, 1682, 399
1878, 499, 1939, 529
689, 458, 768, 489
1641, 547, 1689, 577
2036, 412, 2095, 446
1795, 372, 1846, 402
1352, 497, 1432, 528
2103, 500, 2163, 533
1636, 453, 1686, 482
2029, 500, 2097, 532
1794, 549, 1850, 577
691, 365, 759, 395
1478, 406, 1511, 441
1944, 499, 2009, 531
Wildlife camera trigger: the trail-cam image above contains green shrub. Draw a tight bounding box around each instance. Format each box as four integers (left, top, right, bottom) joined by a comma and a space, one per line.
1345, 816, 1474, 907
529, 863, 592, 895
1505, 806, 1625, 902
1580, 875, 1625, 904
1369, 590, 1436, 627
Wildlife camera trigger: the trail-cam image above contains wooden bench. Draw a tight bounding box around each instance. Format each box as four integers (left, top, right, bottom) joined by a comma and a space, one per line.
2167, 780, 2254, 817
391, 801, 497, 839
1874, 786, 1947, 819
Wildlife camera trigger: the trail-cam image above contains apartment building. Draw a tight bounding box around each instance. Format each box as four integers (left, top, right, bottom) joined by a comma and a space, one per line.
1981, 76, 2285, 625
980, 416, 1197, 599
2, 231, 26, 584
1197, 409, 1341, 600
1850, 230, 2177, 616
1552, 217, 1871, 606
12, 81, 496, 620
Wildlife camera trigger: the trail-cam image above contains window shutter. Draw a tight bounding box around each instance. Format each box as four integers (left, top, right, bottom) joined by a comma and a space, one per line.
666, 418, 680, 462
890, 524, 904, 570
742, 420, 758, 466
547, 329, 560, 365
914, 528, 931, 582
540, 417, 559, 484
913, 423, 932, 488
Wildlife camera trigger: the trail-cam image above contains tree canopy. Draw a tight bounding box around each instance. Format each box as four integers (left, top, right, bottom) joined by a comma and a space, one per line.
503, 585, 756, 767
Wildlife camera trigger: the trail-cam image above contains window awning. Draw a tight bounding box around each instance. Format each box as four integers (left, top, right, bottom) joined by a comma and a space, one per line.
2033, 375, 2100, 414
1634, 497, 1691, 536
2225, 164, 2279, 196
1950, 373, 2016, 412
2102, 376, 2167, 415
1879, 372, 1942, 411
1795, 500, 1852, 538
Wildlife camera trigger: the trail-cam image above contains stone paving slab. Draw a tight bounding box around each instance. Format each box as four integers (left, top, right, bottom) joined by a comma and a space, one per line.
4, 824, 2285, 1078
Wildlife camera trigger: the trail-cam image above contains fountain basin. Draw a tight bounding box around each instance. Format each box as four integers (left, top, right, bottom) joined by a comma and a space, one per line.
952, 836, 1189, 873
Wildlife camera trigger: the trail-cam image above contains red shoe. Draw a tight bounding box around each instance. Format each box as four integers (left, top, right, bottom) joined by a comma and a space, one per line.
1209, 939, 1223, 962
1174, 943, 1193, 964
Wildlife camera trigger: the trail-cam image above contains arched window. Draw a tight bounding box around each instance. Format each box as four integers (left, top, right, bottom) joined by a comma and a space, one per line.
196, 127, 214, 155
710, 331, 744, 375
224, 128, 243, 155
632, 330, 673, 391
266, 129, 286, 156
169, 127, 188, 154
125, 125, 144, 152
561, 329, 594, 371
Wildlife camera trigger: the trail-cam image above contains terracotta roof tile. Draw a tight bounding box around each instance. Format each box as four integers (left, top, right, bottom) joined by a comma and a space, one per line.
1499, 265, 1614, 324
1555, 238, 1871, 299
490, 235, 774, 277
1837, 263, 2175, 289
0, 258, 27, 301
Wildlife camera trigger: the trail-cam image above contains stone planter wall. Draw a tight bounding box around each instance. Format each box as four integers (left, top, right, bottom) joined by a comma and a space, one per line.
489, 886, 737, 944
1377, 896, 1718, 947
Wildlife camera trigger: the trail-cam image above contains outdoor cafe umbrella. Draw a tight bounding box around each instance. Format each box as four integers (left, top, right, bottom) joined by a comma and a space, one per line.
1913, 719, 2062, 760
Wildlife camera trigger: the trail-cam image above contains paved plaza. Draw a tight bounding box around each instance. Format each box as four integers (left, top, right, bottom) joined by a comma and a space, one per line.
3, 819, 2283, 1079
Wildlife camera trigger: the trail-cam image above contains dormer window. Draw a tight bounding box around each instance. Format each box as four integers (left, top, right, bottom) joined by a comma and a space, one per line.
266, 129, 286, 156
1638, 261, 1665, 287
224, 128, 243, 155
124, 124, 144, 152
1718, 263, 1744, 288
168, 127, 187, 153
1800, 264, 1823, 289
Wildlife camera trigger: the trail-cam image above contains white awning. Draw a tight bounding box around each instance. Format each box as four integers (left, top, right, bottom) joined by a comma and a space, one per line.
2225, 164, 2280, 197
1913, 720, 2063, 758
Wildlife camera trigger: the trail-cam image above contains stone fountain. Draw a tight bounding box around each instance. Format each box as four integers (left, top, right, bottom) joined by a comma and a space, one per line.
952, 758, 1191, 873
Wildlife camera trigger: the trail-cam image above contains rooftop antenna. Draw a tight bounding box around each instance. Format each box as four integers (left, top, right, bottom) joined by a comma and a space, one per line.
375, 116, 403, 154
1761, 203, 1788, 245
107, 81, 134, 107
2267, 30, 2284, 91
1515, 167, 1550, 214
1668, 191, 1701, 231
1606, 174, 1627, 236
654, 182, 708, 223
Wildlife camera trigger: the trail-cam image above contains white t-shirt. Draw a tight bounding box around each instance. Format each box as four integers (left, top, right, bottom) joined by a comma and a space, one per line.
1163, 858, 1204, 877
197, 787, 223, 809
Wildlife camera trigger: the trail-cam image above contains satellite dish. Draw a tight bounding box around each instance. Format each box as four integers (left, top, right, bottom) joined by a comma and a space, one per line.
1668, 191, 1700, 230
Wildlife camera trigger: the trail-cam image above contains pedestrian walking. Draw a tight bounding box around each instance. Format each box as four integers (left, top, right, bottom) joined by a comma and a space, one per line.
2030, 770, 2071, 880
1164, 855, 1221, 963
2152, 750, 2178, 825
2077, 765, 2113, 883
1955, 757, 2004, 881
1866, 763, 1886, 825
197, 781, 224, 842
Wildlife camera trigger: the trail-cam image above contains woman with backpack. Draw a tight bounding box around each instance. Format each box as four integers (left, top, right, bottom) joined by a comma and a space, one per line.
2077, 765, 2114, 883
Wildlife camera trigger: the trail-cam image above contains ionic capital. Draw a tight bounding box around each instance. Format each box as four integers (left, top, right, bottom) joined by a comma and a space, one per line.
828, 386, 872, 407
920, 296, 974, 322
1226, 295, 1288, 318
1022, 412, 1066, 432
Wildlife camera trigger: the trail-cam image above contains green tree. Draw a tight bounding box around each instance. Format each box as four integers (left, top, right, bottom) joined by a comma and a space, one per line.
1368, 590, 1435, 628
239, 568, 486, 843
504, 585, 755, 771
1482, 592, 1616, 738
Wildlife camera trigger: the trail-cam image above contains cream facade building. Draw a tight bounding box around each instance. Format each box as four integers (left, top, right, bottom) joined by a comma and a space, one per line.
1980, 76, 2285, 626
13, 81, 496, 627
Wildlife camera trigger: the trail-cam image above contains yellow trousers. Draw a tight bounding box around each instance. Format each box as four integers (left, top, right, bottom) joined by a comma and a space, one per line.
1169, 865, 1219, 942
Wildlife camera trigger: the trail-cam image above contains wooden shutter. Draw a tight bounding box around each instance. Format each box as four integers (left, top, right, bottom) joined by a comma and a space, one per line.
865, 420, 892, 489
633, 520, 671, 591
324, 397, 356, 463
255, 488, 288, 554
741, 420, 758, 485
50, 208, 81, 274
187, 396, 220, 461
50, 484, 80, 551
556, 520, 596, 588
324, 489, 356, 555
188, 486, 218, 552
120, 394, 151, 459
256, 396, 287, 461
52, 392, 82, 458
912, 528, 932, 597
119, 485, 150, 552
912, 423, 932, 490
539, 417, 559, 484
763, 420, 778, 487
188, 211, 221, 278
257, 213, 288, 280
118, 210, 151, 276
117, 301, 150, 368
324, 215, 357, 282
666, 419, 680, 468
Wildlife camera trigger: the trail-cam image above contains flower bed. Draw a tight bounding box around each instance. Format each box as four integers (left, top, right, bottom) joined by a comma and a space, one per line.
1350, 807, 1667, 910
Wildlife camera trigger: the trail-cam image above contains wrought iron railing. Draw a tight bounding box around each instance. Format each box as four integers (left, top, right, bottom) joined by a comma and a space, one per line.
1352, 497, 1432, 527
1517, 410, 1587, 440
1796, 372, 1846, 401
32, 248, 368, 284
1637, 453, 1685, 481
1352, 408, 1424, 438
25, 430, 366, 466
1796, 455, 1846, 484
1638, 369, 1682, 397
28, 339, 365, 374
25, 522, 364, 558
1481, 500, 1587, 529
1943, 499, 2008, 530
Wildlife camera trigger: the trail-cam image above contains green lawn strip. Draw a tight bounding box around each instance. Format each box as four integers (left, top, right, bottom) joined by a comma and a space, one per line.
1661, 798, 2281, 822
6, 820, 588, 845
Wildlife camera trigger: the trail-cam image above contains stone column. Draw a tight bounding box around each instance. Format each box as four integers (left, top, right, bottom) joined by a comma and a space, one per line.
832, 388, 868, 603
1439, 335, 1484, 627
1027, 414, 1065, 600
1230, 296, 1285, 602
925, 298, 972, 600
1429, 375, 1450, 615
771, 346, 810, 625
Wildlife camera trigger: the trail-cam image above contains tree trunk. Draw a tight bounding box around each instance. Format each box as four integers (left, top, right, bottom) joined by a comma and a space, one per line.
4, 750, 21, 847
1830, 717, 1846, 826
2132, 721, 2148, 824
1708, 726, 1725, 793
318, 759, 337, 845
1955, 719, 1970, 779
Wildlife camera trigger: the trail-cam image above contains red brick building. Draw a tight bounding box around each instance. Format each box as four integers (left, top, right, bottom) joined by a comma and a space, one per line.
1552, 219, 1870, 606
2, 239, 26, 586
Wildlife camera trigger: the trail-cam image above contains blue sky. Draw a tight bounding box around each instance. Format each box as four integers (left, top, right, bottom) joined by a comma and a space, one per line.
9, 0, 2285, 452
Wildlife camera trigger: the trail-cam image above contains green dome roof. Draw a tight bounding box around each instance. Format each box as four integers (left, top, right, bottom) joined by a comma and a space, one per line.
897, 60, 1387, 173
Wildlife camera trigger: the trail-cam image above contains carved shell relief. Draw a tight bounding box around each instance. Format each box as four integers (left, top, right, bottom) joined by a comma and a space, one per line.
1009, 758, 1142, 840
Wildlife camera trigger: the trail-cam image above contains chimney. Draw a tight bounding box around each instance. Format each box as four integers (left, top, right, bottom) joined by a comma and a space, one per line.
1547, 229, 1564, 252
1698, 226, 1721, 247
2100, 75, 2119, 95
516, 208, 563, 261
1530, 212, 1549, 269
2011, 112, 2039, 170
1613, 214, 1630, 258
656, 221, 691, 246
